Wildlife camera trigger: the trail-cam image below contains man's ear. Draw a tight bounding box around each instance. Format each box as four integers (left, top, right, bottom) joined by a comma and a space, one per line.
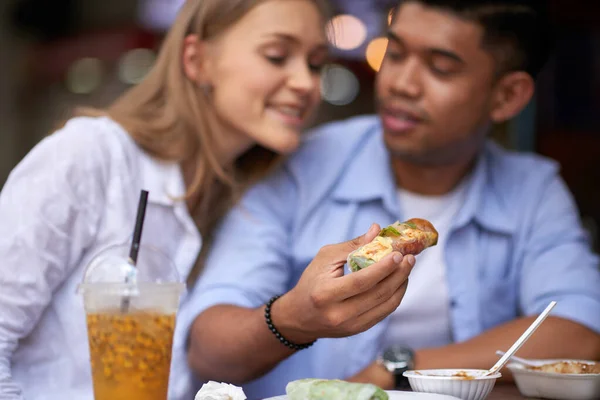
489, 71, 535, 123
182, 34, 213, 85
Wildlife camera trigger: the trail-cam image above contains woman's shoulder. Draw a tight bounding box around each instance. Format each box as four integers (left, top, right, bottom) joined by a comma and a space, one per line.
51, 115, 138, 158
8, 115, 145, 194
39, 115, 149, 175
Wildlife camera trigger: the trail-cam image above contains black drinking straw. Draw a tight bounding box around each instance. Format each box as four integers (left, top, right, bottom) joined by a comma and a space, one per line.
128, 189, 149, 266
121, 189, 149, 312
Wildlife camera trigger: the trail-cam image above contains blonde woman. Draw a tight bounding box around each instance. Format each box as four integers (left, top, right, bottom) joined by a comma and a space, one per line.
0, 0, 332, 399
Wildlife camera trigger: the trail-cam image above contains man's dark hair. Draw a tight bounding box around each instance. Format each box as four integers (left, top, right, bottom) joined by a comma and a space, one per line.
398, 0, 555, 79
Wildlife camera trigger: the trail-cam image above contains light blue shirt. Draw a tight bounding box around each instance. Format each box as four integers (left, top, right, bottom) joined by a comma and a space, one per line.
180, 115, 600, 399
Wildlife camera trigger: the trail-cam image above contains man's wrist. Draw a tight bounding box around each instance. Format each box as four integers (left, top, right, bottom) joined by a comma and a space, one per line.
373, 362, 396, 390
268, 292, 317, 345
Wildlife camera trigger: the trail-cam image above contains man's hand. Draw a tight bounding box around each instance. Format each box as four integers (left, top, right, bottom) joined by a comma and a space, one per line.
272, 224, 416, 344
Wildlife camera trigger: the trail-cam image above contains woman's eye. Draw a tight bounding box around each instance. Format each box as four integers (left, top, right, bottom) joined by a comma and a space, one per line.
266, 55, 286, 65
309, 63, 325, 73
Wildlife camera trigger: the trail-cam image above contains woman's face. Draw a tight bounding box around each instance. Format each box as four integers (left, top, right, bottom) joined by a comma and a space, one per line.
196, 0, 328, 156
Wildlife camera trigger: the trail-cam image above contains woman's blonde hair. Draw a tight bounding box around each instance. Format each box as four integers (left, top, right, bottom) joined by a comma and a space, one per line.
75, 0, 331, 284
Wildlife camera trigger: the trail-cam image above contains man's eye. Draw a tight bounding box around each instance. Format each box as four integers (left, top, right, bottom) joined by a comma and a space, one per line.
431, 67, 453, 76
385, 50, 404, 61
430, 61, 457, 76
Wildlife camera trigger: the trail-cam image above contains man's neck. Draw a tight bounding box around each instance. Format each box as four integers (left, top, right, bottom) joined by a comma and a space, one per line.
391, 156, 476, 196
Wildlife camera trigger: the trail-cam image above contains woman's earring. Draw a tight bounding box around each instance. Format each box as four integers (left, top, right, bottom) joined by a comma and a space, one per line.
200, 82, 213, 97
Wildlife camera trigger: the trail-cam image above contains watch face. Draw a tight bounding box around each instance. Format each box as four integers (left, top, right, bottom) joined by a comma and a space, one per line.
381, 346, 414, 390
383, 346, 415, 370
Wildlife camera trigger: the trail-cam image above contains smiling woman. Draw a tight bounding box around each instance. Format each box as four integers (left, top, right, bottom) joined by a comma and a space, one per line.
83, 0, 332, 282
0, 1, 332, 399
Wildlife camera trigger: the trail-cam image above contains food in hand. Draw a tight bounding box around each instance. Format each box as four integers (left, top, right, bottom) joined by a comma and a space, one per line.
348, 218, 438, 272
286, 378, 388, 400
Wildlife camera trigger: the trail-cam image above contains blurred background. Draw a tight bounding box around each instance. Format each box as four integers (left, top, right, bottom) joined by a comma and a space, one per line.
0, 0, 598, 250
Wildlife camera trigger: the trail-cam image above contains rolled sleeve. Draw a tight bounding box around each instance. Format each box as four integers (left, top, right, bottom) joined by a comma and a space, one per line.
178, 165, 298, 337
519, 175, 600, 333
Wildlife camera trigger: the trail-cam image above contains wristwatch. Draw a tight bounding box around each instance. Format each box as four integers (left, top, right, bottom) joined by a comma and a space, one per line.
378, 346, 415, 389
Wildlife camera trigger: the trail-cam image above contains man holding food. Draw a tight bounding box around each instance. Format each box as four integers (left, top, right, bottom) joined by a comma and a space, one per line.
180, 0, 600, 398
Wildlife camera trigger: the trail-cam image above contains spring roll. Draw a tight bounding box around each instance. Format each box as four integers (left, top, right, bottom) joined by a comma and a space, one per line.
286, 379, 388, 400
347, 218, 438, 272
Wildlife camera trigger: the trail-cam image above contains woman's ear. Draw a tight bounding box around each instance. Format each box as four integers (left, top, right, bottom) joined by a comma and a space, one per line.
182, 34, 212, 85
489, 71, 535, 123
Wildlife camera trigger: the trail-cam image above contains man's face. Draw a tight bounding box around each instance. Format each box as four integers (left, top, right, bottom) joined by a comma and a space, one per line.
376, 2, 498, 166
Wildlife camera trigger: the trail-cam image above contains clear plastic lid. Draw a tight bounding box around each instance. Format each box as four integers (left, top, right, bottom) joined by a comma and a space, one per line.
78, 243, 185, 297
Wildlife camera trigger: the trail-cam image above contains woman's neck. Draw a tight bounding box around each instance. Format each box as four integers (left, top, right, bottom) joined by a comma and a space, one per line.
180, 120, 254, 212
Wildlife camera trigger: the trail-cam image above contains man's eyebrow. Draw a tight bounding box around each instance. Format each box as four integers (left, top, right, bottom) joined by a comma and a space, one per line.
386, 30, 465, 64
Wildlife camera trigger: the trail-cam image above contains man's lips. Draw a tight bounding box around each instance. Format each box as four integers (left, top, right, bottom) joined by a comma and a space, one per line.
379, 103, 427, 134
381, 113, 419, 133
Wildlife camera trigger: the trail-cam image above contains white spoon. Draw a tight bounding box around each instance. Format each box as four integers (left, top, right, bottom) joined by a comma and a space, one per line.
495, 350, 538, 368
483, 301, 557, 376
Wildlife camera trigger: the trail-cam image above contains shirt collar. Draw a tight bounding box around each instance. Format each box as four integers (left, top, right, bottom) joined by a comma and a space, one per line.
332, 123, 516, 235
453, 142, 517, 235
331, 121, 400, 217
104, 116, 187, 208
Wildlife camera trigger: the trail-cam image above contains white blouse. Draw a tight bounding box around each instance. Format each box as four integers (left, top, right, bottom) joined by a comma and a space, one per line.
0, 116, 201, 399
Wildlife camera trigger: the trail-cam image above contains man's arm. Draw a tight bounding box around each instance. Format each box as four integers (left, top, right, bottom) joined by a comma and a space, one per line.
415, 316, 600, 372
187, 304, 291, 385
348, 316, 600, 388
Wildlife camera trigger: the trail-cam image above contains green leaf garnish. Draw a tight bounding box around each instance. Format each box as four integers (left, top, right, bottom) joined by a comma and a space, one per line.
379, 226, 401, 237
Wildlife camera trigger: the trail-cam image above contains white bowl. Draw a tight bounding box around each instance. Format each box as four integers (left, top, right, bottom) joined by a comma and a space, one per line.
507, 360, 600, 400
403, 369, 500, 400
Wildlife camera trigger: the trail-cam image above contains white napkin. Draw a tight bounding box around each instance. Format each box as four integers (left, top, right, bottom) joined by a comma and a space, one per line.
194, 381, 247, 400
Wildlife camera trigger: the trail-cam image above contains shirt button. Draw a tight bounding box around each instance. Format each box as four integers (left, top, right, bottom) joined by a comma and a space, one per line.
450, 299, 457, 308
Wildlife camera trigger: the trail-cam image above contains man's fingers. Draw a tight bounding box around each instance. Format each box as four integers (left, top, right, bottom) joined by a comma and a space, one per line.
352, 280, 410, 332
341, 254, 413, 315
329, 251, 404, 301
350, 223, 381, 249
337, 223, 381, 254
316, 223, 381, 265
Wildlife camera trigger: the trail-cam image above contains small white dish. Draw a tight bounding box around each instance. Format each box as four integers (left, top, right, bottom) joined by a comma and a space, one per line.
507, 360, 600, 400
265, 391, 460, 399
403, 369, 501, 400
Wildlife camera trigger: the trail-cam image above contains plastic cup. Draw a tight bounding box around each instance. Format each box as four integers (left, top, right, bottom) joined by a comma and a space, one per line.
79, 244, 185, 400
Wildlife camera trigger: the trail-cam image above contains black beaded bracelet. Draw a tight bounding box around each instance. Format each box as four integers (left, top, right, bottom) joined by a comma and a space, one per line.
265, 295, 316, 351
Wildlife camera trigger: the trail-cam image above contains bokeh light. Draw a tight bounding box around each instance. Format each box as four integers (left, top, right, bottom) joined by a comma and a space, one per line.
66, 58, 104, 94
320, 64, 360, 106
326, 14, 368, 51
365, 37, 389, 72
118, 48, 156, 85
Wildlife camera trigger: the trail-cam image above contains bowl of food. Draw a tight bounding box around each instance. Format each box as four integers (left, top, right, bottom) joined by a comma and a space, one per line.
507, 359, 600, 400
403, 369, 500, 400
